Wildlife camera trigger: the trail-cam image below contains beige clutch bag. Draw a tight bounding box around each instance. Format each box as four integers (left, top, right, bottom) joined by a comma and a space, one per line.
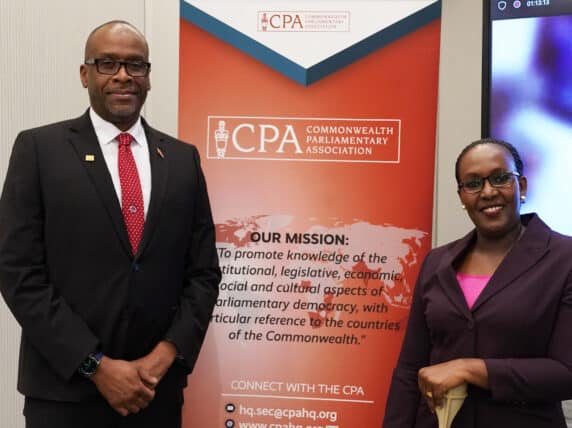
435, 383, 467, 428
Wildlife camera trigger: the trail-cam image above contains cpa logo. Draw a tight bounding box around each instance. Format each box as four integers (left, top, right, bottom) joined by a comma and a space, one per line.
259, 11, 304, 31
212, 119, 303, 157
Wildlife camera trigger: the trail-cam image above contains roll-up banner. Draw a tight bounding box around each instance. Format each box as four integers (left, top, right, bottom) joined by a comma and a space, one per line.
178, 1, 441, 426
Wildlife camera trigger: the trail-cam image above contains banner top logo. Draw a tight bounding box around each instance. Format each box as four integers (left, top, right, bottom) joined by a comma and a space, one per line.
257, 11, 351, 33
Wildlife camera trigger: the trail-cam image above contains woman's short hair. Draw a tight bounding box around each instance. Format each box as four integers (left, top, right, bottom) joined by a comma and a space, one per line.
454, 138, 524, 184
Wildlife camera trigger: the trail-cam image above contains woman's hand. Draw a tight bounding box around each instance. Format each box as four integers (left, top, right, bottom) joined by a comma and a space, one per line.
418, 358, 488, 411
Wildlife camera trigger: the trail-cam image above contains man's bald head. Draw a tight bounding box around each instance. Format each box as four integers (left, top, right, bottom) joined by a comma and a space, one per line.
84, 20, 149, 61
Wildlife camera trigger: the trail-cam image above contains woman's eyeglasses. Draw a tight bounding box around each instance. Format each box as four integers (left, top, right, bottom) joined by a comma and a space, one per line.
458, 171, 520, 194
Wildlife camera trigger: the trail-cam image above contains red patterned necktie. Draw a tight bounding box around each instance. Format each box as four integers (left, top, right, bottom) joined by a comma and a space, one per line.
117, 133, 144, 255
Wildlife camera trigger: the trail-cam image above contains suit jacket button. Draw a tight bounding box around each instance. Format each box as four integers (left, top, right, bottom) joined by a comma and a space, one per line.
132, 262, 140, 272
467, 319, 475, 330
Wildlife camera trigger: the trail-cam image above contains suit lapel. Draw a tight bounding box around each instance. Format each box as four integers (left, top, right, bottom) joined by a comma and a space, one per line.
67, 112, 132, 256
436, 232, 476, 319
136, 121, 168, 258
471, 215, 550, 311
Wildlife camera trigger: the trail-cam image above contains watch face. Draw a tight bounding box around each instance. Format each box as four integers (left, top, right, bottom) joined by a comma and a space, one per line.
78, 353, 101, 377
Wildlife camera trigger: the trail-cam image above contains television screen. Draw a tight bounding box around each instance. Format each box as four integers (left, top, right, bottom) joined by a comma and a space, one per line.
484, 0, 572, 235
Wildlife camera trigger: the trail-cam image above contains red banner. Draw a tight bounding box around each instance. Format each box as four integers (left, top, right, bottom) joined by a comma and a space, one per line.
179, 2, 440, 426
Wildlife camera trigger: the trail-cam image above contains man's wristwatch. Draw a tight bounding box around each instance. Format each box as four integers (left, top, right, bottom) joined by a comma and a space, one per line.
78, 351, 104, 378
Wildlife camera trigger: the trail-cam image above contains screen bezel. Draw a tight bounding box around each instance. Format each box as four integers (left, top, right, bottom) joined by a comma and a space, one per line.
481, 0, 492, 138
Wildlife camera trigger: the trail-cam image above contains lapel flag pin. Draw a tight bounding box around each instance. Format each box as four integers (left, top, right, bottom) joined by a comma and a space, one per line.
85, 154, 95, 162
157, 147, 165, 159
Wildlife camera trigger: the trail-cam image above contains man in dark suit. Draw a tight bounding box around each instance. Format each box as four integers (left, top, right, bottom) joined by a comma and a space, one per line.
0, 20, 220, 428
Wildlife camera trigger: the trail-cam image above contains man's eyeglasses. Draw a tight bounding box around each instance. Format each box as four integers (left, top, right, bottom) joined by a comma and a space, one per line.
84, 58, 151, 77
458, 171, 520, 194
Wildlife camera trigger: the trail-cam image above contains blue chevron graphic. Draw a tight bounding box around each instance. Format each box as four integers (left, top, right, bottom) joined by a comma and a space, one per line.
180, 1, 441, 86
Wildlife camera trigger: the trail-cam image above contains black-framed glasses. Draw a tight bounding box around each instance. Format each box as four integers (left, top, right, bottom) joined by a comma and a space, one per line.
458, 171, 520, 194
84, 58, 151, 77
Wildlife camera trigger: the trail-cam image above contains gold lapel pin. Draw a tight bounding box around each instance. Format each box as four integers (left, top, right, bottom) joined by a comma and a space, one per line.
157, 148, 165, 159
85, 154, 95, 162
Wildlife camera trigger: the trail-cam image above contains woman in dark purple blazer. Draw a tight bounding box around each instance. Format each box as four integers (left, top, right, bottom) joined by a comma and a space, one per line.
382, 139, 572, 428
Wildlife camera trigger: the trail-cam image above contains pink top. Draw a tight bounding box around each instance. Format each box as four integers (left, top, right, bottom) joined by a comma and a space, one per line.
456, 272, 491, 309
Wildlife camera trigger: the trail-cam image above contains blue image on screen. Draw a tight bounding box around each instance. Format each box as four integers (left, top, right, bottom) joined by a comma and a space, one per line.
490, 15, 572, 235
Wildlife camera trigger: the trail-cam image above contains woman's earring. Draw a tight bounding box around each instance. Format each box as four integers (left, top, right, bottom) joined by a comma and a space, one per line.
520, 195, 526, 203
461, 204, 466, 210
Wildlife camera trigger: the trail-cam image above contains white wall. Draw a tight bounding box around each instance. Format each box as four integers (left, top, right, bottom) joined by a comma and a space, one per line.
0, 1, 495, 426
435, 0, 482, 246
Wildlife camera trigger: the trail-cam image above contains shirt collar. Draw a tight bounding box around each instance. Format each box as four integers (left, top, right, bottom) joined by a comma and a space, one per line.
89, 108, 146, 147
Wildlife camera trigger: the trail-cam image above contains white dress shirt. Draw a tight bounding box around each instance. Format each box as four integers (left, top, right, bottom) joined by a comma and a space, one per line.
89, 108, 151, 217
